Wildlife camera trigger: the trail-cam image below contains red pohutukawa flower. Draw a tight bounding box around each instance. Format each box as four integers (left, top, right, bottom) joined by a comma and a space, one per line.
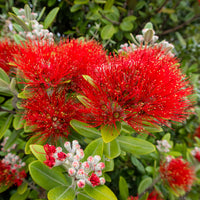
13, 40, 72, 89
0, 160, 26, 187
58, 39, 108, 91
88, 173, 101, 187
160, 157, 195, 193
0, 39, 18, 73
79, 47, 193, 132
22, 88, 83, 141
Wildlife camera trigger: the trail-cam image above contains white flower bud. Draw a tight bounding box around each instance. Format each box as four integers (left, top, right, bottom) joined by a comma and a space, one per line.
77, 179, 85, 188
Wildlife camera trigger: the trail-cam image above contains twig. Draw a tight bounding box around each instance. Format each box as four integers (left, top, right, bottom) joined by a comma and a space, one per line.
138, 176, 161, 199
0, 107, 16, 114
155, 0, 170, 13
98, 11, 120, 25
159, 14, 200, 36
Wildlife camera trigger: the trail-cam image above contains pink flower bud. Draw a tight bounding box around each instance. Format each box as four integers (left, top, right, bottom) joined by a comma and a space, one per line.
68, 168, 76, 176
87, 156, 94, 163
73, 155, 80, 161
56, 147, 62, 152
96, 162, 105, 170
76, 149, 84, 159
77, 179, 85, 188
93, 155, 101, 164
100, 177, 106, 185
72, 161, 79, 169
64, 141, 71, 152
82, 161, 90, 170
95, 170, 102, 176
77, 169, 86, 178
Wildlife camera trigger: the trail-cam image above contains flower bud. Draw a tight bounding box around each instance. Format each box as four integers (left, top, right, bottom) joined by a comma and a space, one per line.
100, 177, 106, 185
77, 179, 85, 188
68, 168, 76, 176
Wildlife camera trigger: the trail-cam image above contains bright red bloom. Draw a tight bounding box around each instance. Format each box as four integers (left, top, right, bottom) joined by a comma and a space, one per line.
194, 125, 200, 138
128, 190, 163, 200
13, 41, 72, 89
44, 155, 56, 168
79, 47, 193, 132
160, 157, 195, 193
58, 39, 108, 91
195, 151, 200, 162
22, 88, 83, 141
0, 40, 18, 73
88, 173, 100, 187
0, 160, 26, 187
57, 152, 67, 161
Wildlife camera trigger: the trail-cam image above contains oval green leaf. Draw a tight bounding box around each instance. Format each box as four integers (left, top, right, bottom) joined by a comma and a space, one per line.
101, 24, 115, 40
30, 144, 46, 162
117, 136, 155, 156
138, 177, 152, 195
120, 21, 133, 31
0, 114, 13, 140
0, 68, 10, 83
48, 186, 75, 200
119, 176, 129, 200
70, 119, 101, 139
82, 138, 103, 162
43, 7, 59, 29
29, 161, 68, 191
103, 139, 121, 159
101, 123, 121, 143
84, 185, 117, 200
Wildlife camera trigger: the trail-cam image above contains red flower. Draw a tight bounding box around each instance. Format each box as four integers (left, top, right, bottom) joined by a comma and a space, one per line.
0, 160, 26, 187
195, 151, 200, 162
22, 88, 83, 141
88, 173, 100, 187
57, 152, 67, 161
0, 40, 18, 73
160, 157, 195, 193
79, 47, 193, 132
58, 39, 108, 91
13, 41, 72, 89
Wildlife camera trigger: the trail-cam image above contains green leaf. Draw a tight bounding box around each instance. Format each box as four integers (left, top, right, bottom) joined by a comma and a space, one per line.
104, 0, 114, 10
3, 129, 22, 150
0, 68, 10, 83
84, 185, 117, 200
25, 135, 46, 154
70, 119, 101, 139
103, 159, 114, 172
74, 0, 89, 4
48, 186, 75, 200
10, 189, 30, 200
29, 161, 69, 190
0, 114, 13, 140
144, 22, 153, 29
13, 34, 26, 44
131, 156, 145, 174
17, 182, 28, 195
142, 122, 163, 133
30, 144, 46, 162
0, 184, 10, 193
138, 177, 152, 194
82, 75, 97, 88
43, 7, 60, 29
82, 138, 103, 161
70, 4, 82, 12
120, 21, 133, 31
13, 113, 25, 130
119, 176, 129, 200
123, 15, 137, 22
12, 7, 19, 15
117, 136, 155, 155
101, 123, 121, 143
9, 13, 30, 31
24, 4, 31, 21
162, 133, 171, 141
103, 139, 121, 159
37, 7, 46, 21
101, 24, 116, 40
175, 32, 186, 47
78, 192, 95, 200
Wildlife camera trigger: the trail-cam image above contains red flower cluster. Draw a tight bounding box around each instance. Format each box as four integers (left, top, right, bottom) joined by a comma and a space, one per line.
0, 40, 18, 73
128, 190, 163, 200
0, 160, 26, 187
22, 88, 81, 141
88, 173, 100, 187
79, 47, 193, 132
43, 144, 56, 167
160, 157, 195, 193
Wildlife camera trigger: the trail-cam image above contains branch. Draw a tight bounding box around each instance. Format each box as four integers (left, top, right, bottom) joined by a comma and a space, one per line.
0, 106, 16, 114
155, 0, 170, 14
98, 11, 120, 25
138, 176, 161, 199
159, 14, 200, 36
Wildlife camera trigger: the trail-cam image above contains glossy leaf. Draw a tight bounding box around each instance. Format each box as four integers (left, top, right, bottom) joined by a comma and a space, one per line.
82, 138, 103, 162
117, 136, 155, 155
138, 177, 152, 194
103, 159, 114, 172
131, 156, 145, 174
48, 186, 75, 200
119, 176, 129, 200
77, 192, 95, 200
10, 190, 30, 200
120, 21, 133, 31
70, 119, 101, 139
30, 144, 46, 162
43, 7, 59, 29
0, 68, 10, 83
37, 7, 46, 21
29, 161, 68, 190
103, 139, 121, 159
13, 113, 25, 130
142, 121, 163, 133
0, 114, 13, 140
84, 185, 117, 200
101, 24, 115, 40
74, 0, 89, 4
101, 123, 120, 143
17, 182, 28, 195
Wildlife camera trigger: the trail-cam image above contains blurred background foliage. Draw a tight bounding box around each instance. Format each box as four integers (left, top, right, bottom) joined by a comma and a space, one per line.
0, 0, 200, 199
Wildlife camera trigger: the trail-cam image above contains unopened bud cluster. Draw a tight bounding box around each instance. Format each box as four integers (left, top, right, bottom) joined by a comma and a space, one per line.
191, 147, 200, 162
1, 136, 17, 152
156, 140, 171, 153
17, 8, 54, 42
43, 140, 106, 188
118, 26, 174, 57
